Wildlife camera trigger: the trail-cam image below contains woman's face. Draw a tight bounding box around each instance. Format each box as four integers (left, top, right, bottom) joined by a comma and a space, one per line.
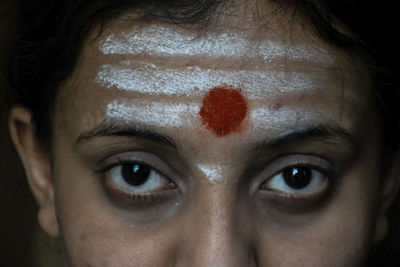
39, 7, 385, 267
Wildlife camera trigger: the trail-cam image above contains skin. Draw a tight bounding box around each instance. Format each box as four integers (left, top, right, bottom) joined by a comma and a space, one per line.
9, 2, 400, 267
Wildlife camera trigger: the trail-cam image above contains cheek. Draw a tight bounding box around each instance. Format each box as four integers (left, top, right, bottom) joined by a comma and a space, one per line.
53, 135, 179, 267
254, 168, 378, 267
60, 223, 178, 267
254, 211, 374, 266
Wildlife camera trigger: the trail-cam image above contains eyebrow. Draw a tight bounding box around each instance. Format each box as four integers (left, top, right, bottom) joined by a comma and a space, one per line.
250, 124, 360, 153
76, 121, 359, 155
76, 121, 176, 148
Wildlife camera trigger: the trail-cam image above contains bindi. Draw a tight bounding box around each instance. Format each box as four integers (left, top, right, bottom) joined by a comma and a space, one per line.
199, 86, 248, 137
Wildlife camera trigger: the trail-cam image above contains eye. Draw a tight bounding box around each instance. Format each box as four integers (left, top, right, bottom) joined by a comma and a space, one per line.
102, 159, 179, 205
109, 162, 175, 193
261, 166, 328, 196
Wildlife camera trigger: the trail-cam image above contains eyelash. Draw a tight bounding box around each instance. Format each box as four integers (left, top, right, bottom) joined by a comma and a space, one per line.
97, 155, 337, 209
258, 162, 336, 207
98, 159, 178, 206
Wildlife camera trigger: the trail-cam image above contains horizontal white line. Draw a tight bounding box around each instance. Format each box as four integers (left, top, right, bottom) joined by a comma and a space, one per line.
99, 25, 332, 63
96, 63, 320, 98
106, 100, 314, 129
106, 100, 198, 128
249, 107, 314, 130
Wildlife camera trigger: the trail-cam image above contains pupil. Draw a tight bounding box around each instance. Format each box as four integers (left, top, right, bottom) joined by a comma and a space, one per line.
121, 164, 151, 186
283, 167, 312, 189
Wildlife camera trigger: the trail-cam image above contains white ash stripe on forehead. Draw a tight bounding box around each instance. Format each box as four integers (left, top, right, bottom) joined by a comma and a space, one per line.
250, 107, 315, 131
97, 63, 318, 97
106, 100, 315, 129
100, 25, 332, 63
106, 100, 199, 127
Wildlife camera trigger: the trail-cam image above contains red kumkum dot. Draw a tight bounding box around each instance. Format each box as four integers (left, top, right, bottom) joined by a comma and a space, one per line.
199, 86, 248, 137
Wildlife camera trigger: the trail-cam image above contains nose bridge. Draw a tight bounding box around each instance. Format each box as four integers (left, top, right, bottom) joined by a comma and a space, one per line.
176, 186, 256, 267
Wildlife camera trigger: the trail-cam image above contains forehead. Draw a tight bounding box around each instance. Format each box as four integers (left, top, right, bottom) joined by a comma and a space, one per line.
58, 16, 373, 144
95, 23, 338, 97
75, 14, 371, 95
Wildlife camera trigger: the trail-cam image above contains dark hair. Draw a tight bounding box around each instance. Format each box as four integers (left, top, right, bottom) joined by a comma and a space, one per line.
8, 0, 400, 264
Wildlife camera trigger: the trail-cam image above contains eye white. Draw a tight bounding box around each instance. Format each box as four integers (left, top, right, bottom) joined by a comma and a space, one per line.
265, 167, 326, 195
109, 164, 166, 193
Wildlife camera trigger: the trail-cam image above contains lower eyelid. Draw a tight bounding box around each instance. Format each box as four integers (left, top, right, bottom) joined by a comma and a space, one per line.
103, 176, 180, 207
257, 171, 333, 210
256, 182, 331, 213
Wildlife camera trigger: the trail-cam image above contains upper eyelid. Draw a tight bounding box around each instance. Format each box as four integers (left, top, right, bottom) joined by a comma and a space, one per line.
271, 163, 329, 177
96, 151, 189, 189
249, 154, 334, 192
99, 151, 163, 167
262, 154, 332, 175
100, 156, 168, 177
266, 163, 333, 186
97, 158, 153, 173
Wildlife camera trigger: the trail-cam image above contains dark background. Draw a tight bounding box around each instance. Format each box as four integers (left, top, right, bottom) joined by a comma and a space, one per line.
0, 1, 39, 266
1, 1, 399, 266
